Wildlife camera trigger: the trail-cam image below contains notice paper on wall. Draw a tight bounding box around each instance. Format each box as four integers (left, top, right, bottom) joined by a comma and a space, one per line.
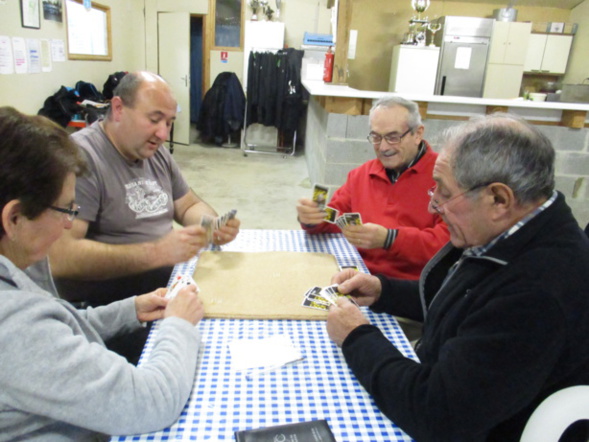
11, 37, 27, 74
0, 35, 13, 75
454, 46, 472, 70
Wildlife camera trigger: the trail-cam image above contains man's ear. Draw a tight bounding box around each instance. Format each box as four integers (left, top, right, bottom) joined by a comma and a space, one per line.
109, 96, 125, 122
1, 200, 23, 240
487, 183, 515, 220
414, 124, 425, 143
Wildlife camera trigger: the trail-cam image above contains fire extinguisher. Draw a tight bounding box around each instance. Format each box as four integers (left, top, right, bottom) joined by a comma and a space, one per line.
323, 46, 334, 83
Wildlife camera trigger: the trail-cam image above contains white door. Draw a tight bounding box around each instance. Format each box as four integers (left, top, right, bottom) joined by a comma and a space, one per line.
158, 12, 190, 146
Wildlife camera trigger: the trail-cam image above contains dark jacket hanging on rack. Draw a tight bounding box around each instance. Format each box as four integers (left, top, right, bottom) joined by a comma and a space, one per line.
197, 72, 246, 146
246, 48, 305, 132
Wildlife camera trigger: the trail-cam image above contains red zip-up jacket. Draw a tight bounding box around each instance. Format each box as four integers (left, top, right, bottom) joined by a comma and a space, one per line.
302, 144, 449, 279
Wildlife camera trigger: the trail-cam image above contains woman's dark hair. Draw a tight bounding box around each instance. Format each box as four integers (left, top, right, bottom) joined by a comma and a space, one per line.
0, 107, 87, 236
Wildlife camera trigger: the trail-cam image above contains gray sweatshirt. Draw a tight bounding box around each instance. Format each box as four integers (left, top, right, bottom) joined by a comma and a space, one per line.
0, 256, 201, 441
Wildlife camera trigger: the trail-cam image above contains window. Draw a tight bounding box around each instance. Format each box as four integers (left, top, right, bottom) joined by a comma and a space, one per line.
213, 0, 243, 49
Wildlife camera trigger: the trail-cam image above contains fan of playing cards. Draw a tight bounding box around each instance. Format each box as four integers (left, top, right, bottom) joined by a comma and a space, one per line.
301, 284, 359, 311
166, 274, 199, 299
312, 184, 363, 227
200, 209, 237, 244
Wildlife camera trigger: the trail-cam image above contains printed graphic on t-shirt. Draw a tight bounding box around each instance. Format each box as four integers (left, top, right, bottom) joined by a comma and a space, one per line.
125, 178, 169, 219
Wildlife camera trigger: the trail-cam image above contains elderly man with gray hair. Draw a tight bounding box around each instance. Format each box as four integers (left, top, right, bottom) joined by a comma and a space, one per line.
326, 113, 589, 441
297, 96, 449, 282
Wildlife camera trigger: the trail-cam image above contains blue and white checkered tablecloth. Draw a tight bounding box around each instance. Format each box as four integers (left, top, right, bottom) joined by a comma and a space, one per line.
111, 230, 417, 442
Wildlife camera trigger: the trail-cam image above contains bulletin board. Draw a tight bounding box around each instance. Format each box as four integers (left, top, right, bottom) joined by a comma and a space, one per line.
65, 0, 112, 60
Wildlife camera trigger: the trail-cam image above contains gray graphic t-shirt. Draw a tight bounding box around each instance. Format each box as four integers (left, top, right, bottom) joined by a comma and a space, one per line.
71, 121, 189, 245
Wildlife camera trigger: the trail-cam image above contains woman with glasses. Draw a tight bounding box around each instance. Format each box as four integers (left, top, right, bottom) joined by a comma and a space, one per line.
0, 107, 204, 440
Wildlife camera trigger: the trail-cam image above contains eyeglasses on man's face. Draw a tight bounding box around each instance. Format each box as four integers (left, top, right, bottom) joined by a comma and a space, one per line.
367, 127, 413, 146
428, 183, 490, 215
49, 202, 80, 222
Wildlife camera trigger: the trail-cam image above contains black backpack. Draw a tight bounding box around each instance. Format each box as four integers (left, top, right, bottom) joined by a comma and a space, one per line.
75, 81, 104, 102
102, 71, 128, 100
38, 86, 82, 128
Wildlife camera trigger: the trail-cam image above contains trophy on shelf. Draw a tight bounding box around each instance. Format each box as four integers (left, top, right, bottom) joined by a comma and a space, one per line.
411, 0, 430, 21
404, 0, 431, 46
427, 20, 442, 47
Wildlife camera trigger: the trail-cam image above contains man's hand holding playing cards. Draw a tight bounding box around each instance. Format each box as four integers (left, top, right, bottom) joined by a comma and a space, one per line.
331, 269, 382, 307
296, 197, 330, 226
326, 270, 382, 347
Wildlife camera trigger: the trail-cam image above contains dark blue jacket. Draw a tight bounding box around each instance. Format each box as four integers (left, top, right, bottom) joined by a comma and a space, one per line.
343, 192, 589, 441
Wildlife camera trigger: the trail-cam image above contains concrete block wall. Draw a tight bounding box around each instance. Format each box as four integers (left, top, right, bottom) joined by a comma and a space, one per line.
304, 97, 589, 228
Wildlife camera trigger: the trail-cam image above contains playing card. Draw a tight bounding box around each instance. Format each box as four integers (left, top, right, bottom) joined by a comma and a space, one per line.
200, 214, 214, 242
312, 184, 329, 210
339, 264, 360, 272
344, 212, 363, 226
320, 284, 341, 304
323, 206, 339, 223
335, 215, 347, 229
166, 274, 199, 299
302, 297, 330, 311
303, 286, 331, 306
321, 284, 360, 307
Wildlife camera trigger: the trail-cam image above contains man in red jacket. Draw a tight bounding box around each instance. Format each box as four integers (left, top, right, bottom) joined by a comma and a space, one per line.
297, 96, 449, 281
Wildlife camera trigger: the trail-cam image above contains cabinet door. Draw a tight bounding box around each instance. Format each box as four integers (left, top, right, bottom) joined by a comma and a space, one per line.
524, 33, 548, 72
503, 22, 531, 64
483, 63, 524, 98
541, 34, 573, 74
488, 21, 509, 64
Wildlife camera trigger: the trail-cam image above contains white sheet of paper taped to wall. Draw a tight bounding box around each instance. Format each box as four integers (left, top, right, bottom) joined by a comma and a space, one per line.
454, 47, 472, 70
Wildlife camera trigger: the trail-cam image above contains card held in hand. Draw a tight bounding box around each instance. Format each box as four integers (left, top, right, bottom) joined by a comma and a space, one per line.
234, 419, 336, 442
312, 184, 329, 210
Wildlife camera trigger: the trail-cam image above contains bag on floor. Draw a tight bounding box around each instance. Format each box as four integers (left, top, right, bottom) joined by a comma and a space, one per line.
38, 86, 82, 128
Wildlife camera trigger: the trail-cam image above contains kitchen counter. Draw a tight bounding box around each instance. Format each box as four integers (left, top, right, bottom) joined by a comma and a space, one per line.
303, 80, 589, 128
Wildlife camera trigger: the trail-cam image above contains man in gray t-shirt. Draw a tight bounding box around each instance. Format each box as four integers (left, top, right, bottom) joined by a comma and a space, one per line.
49, 71, 240, 362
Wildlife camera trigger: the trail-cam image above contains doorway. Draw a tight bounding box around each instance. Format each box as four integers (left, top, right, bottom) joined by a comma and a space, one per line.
190, 16, 204, 127
157, 13, 206, 146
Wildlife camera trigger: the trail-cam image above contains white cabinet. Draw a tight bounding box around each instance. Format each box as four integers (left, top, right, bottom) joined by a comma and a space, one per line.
484, 21, 531, 99
524, 33, 573, 74
484, 64, 525, 99
487, 21, 531, 64
388, 45, 440, 95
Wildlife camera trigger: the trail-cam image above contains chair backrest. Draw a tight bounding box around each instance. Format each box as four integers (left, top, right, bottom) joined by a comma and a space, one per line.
520, 385, 589, 442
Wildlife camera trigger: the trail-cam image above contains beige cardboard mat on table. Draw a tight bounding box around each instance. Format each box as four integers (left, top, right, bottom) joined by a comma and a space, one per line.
193, 251, 339, 320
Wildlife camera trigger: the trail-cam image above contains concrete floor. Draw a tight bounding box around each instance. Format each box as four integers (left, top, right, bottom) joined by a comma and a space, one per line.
172, 143, 310, 230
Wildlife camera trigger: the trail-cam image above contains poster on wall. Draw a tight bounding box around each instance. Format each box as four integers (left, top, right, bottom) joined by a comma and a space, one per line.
0, 36, 15, 75
12, 37, 28, 74
21, 0, 41, 29
43, 0, 63, 22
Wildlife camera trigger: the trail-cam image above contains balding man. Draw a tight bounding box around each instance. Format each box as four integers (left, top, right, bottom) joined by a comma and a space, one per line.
49, 72, 240, 362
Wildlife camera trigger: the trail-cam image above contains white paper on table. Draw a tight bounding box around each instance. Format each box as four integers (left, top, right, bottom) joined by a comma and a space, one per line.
228, 334, 303, 372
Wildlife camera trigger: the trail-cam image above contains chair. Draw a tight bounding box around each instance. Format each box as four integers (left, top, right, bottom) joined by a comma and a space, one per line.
520, 385, 589, 442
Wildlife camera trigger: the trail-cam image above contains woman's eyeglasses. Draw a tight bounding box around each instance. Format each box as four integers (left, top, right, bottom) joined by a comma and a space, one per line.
49, 202, 80, 222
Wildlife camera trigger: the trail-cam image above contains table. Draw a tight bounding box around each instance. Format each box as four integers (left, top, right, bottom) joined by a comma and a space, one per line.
112, 230, 417, 442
